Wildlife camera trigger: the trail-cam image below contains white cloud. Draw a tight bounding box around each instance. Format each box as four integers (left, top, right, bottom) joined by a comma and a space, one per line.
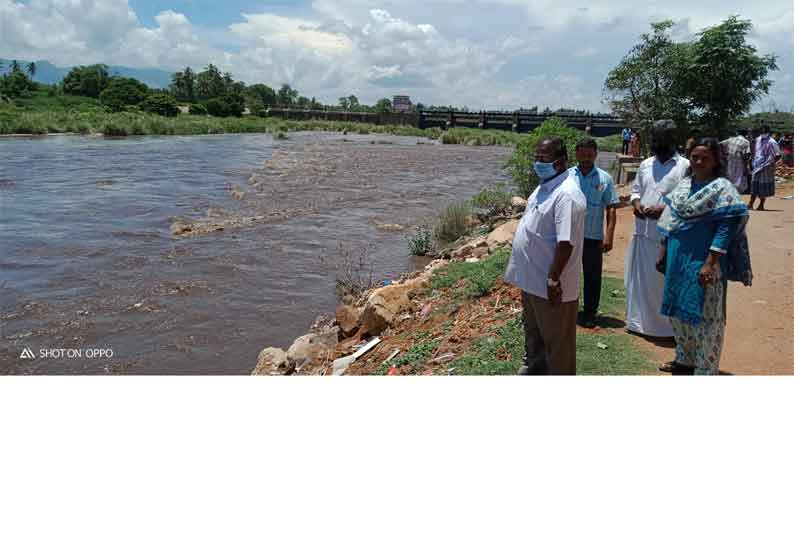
1, 0, 792, 111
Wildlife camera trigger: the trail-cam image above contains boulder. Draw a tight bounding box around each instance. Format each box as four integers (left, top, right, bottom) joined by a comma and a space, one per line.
335, 304, 362, 337
287, 327, 340, 370
486, 219, 519, 249
511, 196, 527, 214
450, 238, 489, 260
470, 246, 489, 259
358, 280, 425, 336
251, 347, 288, 375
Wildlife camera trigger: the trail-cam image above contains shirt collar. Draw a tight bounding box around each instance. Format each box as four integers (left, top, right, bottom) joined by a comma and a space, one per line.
655, 153, 681, 166
539, 170, 568, 191
574, 165, 599, 178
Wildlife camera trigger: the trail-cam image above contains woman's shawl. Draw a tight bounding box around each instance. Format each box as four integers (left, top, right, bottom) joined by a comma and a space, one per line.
752, 135, 777, 174
658, 176, 752, 286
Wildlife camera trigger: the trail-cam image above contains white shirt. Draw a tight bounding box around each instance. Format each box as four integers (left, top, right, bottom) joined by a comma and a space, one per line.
504, 170, 586, 302
630, 154, 689, 242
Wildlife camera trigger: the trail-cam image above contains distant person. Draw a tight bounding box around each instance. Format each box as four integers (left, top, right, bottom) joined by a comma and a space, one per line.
505, 137, 587, 375
720, 128, 751, 193
625, 119, 689, 339
750, 124, 781, 211
622, 127, 632, 155
629, 130, 641, 157
656, 138, 751, 375
571, 138, 619, 328
781, 133, 794, 166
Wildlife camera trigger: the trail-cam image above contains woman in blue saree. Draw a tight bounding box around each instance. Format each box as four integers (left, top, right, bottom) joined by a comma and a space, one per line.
655, 138, 752, 375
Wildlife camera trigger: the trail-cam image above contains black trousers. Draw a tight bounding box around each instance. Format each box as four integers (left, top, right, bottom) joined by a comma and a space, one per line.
582, 238, 603, 315
621, 140, 630, 154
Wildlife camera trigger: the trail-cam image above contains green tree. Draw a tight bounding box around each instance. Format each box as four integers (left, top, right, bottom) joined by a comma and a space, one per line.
99, 77, 149, 112
375, 98, 392, 113
196, 64, 225, 100
141, 93, 179, 117
63, 64, 110, 98
347, 95, 360, 111
1, 69, 36, 98
338, 96, 349, 111
170, 67, 196, 102
205, 97, 230, 117
27, 61, 36, 78
684, 16, 778, 135
603, 21, 691, 134
246, 83, 277, 109
277, 84, 298, 107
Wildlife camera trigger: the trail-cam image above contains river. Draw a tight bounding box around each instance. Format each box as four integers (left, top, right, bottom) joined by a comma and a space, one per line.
0, 132, 512, 374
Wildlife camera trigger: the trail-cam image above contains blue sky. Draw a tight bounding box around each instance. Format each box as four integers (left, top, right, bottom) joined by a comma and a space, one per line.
2, 0, 792, 112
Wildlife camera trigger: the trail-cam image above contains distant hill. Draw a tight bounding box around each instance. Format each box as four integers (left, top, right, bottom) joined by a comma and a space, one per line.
0, 59, 172, 89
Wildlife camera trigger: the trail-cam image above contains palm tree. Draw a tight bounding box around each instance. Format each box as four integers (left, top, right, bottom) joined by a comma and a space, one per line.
27, 62, 36, 78
10, 60, 21, 73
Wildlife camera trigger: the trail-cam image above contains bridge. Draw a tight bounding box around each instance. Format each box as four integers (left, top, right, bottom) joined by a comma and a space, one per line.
418, 110, 624, 136
266, 108, 625, 136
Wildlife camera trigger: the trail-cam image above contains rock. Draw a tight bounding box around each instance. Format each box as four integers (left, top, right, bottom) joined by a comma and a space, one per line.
450, 238, 489, 260
511, 196, 527, 214
374, 222, 405, 232
486, 219, 519, 249
335, 304, 362, 337
170, 220, 193, 236
358, 280, 425, 336
287, 327, 340, 370
471, 246, 489, 259
252, 347, 289, 375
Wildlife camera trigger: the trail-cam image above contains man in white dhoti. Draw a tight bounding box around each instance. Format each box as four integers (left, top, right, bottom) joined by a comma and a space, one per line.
720, 129, 751, 193
625, 120, 689, 338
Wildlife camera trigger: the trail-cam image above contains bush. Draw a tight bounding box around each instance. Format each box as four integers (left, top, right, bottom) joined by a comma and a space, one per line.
470, 183, 512, 218
205, 97, 230, 117
434, 201, 471, 245
189, 103, 208, 115
506, 118, 586, 198
319, 242, 380, 300
141, 93, 179, 117
99, 77, 148, 112
407, 224, 434, 256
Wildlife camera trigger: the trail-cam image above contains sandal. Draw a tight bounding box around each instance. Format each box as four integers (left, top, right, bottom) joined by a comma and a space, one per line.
658, 361, 678, 373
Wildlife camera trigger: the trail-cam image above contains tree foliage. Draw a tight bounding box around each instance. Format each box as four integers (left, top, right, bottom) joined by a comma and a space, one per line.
99, 77, 149, 112
375, 98, 392, 113
604, 17, 778, 137
141, 93, 179, 117
277, 84, 299, 107
62, 64, 110, 98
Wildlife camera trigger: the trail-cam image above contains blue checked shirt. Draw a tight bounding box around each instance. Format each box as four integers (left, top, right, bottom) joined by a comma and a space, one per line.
571, 166, 619, 241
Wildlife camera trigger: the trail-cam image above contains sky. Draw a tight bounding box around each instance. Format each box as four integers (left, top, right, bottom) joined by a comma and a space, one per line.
1, 0, 793, 112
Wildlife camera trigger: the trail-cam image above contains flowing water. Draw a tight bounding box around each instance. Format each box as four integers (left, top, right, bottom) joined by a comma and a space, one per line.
0, 132, 512, 374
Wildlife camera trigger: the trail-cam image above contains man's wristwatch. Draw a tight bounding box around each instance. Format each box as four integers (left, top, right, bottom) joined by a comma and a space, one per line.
547, 277, 560, 287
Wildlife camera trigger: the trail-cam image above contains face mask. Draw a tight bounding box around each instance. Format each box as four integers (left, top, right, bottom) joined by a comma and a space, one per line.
533, 160, 558, 181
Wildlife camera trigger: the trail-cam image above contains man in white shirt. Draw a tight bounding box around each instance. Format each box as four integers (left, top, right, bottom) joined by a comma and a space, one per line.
625, 120, 689, 339
504, 138, 587, 375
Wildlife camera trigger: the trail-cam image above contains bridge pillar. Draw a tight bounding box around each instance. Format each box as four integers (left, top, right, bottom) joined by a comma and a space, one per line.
512, 111, 520, 132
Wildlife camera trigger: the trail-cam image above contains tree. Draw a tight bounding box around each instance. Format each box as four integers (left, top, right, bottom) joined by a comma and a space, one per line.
27, 62, 36, 78
338, 96, 349, 111
205, 97, 230, 117
62, 64, 110, 98
9, 60, 20, 73
99, 77, 149, 111
246, 83, 277, 109
684, 16, 778, 135
375, 98, 392, 113
277, 84, 298, 107
141, 93, 179, 117
170, 67, 196, 102
196, 64, 225, 100
1, 69, 36, 98
603, 20, 691, 135
347, 95, 360, 111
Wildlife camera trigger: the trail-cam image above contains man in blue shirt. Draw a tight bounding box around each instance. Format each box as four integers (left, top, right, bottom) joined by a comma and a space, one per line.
622, 127, 632, 155
571, 138, 620, 328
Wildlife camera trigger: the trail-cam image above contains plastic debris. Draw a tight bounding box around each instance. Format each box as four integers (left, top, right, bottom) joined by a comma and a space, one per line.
386, 366, 399, 375
332, 337, 382, 375
385, 349, 400, 362
596, 342, 608, 350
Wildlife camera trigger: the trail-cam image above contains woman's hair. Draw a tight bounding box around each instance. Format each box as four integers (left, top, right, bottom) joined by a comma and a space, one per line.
685, 136, 725, 178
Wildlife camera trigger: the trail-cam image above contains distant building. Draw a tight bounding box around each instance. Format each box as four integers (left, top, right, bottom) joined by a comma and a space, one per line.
392, 95, 412, 113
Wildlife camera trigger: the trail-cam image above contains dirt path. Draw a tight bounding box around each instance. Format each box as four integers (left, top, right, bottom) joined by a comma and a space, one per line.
603, 184, 794, 374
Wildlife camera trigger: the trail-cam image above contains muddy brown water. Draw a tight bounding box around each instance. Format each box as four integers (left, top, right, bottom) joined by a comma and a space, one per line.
0, 132, 512, 374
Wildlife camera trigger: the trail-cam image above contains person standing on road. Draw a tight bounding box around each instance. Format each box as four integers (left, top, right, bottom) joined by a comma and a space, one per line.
720, 128, 751, 193
571, 138, 619, 328
656, 138, 752, 375
505, 137, 586, 375
750, 125, 782, 211
625, 120, 689, 339
622, 127, 632, 155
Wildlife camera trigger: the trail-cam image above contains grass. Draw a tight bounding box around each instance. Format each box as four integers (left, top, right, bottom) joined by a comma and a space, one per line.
428, 248, 511, 298
376, 339, 440, 374
426, 253, 656, 375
